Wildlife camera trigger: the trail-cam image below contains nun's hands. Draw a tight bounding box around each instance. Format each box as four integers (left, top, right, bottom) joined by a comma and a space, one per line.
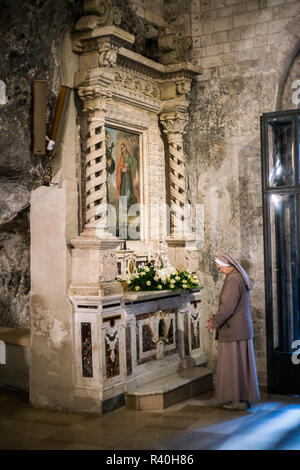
206, 318, 215, 332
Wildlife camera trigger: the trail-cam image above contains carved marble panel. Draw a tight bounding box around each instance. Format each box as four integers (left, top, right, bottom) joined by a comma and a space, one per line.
142, 323, 156, 353
81, 322, 93, 377
105, 337, 120, 379
190, 300, 202, 352
103, 317, 122, 380
183, 313, 190, 356
191, 319, 200, 350
126, 325, 132, 376
136, 309, 177, 364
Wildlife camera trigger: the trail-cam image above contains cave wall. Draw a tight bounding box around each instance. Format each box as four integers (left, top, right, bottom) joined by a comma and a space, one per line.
0, 0, 83, 328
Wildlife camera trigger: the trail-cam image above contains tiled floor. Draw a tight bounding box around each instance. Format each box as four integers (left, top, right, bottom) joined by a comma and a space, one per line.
1, 389, 300, 450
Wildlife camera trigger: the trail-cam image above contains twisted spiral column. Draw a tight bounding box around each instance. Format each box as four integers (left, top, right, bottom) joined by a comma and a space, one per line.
160, 111, 189, 237
79, 85, 110, 229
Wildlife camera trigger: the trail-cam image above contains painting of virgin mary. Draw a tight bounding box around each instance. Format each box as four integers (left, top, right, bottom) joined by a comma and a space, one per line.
116, 142, 140, 207
104, 126, 140, 239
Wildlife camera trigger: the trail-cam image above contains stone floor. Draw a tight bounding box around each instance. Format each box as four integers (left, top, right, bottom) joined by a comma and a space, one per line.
1, 389, 300, 450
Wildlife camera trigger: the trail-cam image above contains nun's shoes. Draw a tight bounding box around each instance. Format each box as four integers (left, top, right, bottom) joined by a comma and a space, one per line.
222, 401, 250, 410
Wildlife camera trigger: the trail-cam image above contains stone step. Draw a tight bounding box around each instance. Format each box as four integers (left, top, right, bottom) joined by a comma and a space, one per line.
0, 328, 31, 395
126, 366, 214, 410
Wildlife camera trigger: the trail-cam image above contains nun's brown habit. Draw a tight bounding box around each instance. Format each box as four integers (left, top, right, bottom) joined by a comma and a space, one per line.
211, 253, 260, 403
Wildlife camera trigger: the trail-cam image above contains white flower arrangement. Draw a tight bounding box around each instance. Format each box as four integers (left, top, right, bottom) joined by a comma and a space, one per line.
126, 241, 200, 293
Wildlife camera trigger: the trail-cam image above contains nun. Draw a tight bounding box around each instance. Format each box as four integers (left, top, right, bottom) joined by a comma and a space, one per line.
206, 253, 260, 410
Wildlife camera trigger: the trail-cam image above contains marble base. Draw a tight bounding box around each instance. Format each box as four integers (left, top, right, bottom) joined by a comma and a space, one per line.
102, 393, 126, 414
68, 284, 205, 414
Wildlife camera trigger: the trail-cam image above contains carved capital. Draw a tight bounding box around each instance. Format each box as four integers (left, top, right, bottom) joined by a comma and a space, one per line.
159, 111, 189, 141
83, 0, 121, 27
98, 41, 119, 67
78, 85, 112, 114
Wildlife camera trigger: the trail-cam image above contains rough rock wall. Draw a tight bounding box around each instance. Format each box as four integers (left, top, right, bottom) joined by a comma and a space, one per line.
186, 0, 300, 384
0, 0, 83, 328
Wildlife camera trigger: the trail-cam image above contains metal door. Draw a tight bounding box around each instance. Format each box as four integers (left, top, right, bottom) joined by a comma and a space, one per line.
261, 109, 300, 394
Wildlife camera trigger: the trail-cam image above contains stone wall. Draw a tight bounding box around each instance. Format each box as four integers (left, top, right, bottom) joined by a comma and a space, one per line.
186, 0, 300, 384
0, 0, 83, 328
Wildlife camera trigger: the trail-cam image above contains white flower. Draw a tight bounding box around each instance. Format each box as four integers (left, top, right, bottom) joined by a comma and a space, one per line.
170, 284, 174, 288
146, 281, 151, 286
154, 275, 159, 281
144, 266, 150, 272
182, 279, 187, 284
158, 285, 162, 289
175, 276, 180, 281
182, 285, 188, 289
141, 272, 146, 276
193, 279, 199, 284
170, 279, 175, 284
126, 280, 131, 284
157, 266, 177, 283
157, 269, 167, 282
135, 286, 140, 291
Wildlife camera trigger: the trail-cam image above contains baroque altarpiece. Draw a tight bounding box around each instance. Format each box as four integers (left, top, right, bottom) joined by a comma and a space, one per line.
30, 0, 211, 414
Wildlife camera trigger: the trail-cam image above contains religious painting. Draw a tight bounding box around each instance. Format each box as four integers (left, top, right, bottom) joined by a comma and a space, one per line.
105, 126, 140, 239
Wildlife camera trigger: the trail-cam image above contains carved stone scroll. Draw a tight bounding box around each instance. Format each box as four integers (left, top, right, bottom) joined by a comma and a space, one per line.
83, 0, 121, 27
